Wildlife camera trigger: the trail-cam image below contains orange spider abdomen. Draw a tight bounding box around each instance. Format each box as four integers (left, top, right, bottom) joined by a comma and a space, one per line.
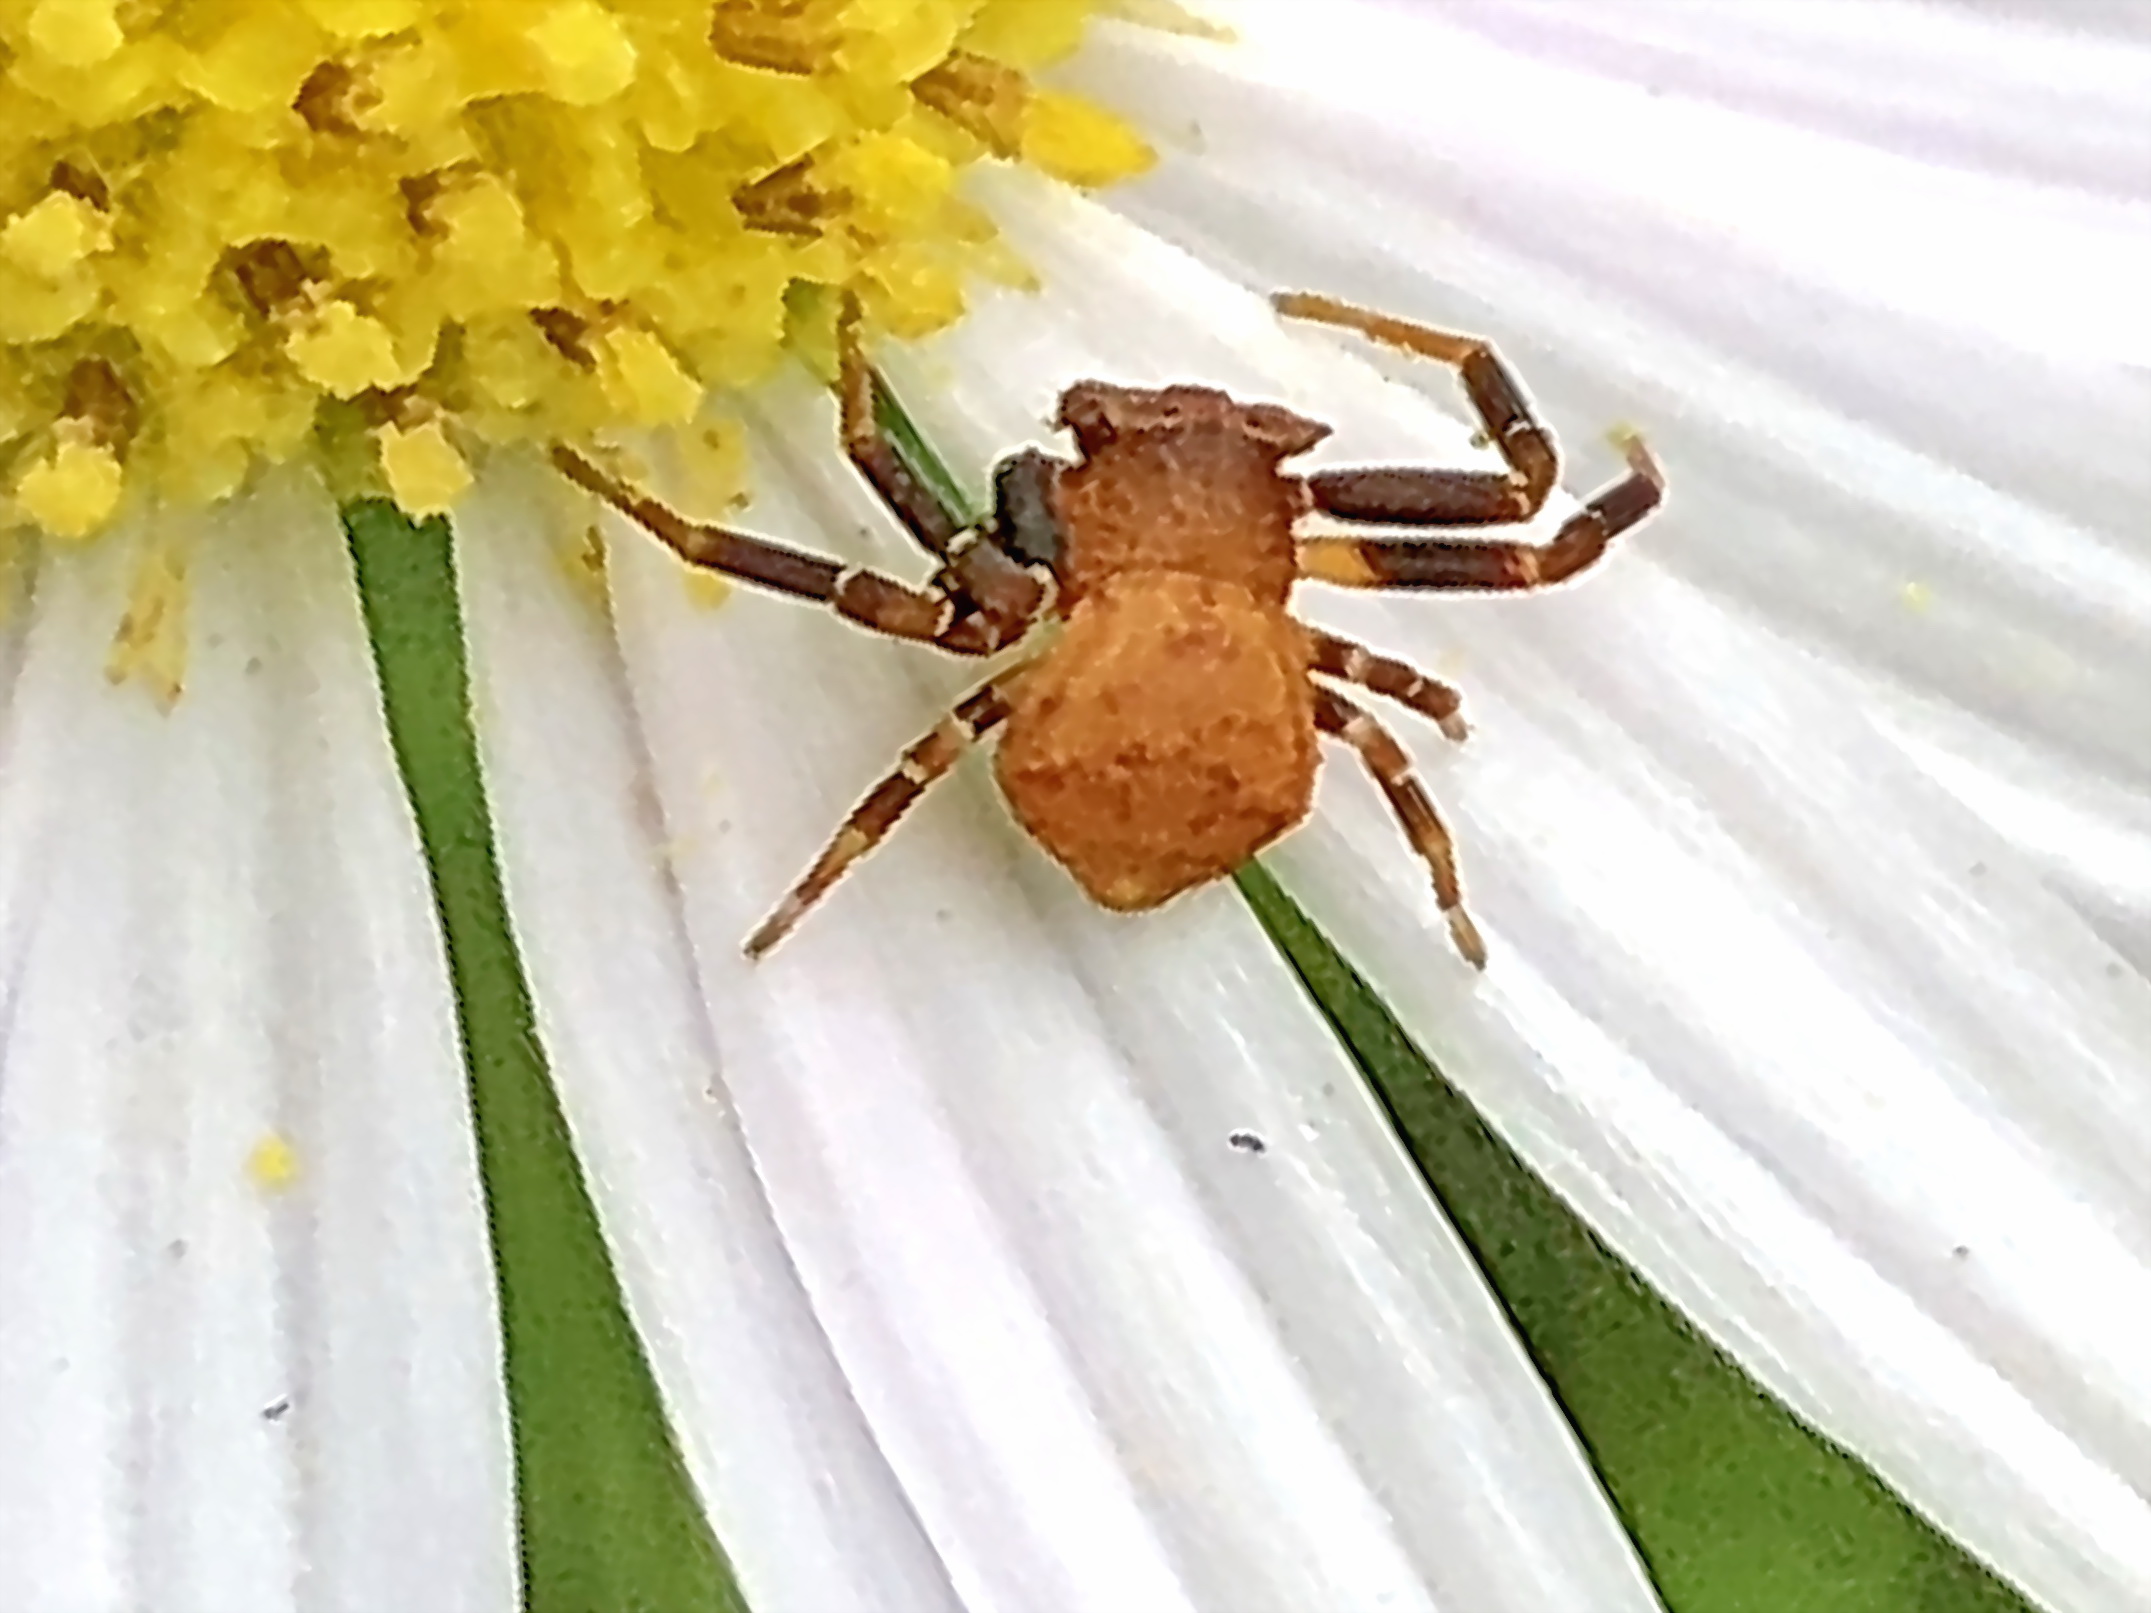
995, 572, 1318, 911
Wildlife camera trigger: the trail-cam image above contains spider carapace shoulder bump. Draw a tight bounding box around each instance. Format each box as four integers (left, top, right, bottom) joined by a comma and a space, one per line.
549, 290, 1666, 969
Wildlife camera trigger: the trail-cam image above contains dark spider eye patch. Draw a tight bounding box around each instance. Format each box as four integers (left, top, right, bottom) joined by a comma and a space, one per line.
992, 448, 1064, 571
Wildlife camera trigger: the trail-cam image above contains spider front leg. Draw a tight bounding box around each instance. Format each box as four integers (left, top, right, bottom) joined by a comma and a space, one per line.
746, 677, 1021, 957
1297, 431, 1664, 593
1312, 685, 1487, 969
1310, 629, 1469, 742
1274, 290, 1559, 525
835, 296, 1045, 638
552, 446, 1037, 656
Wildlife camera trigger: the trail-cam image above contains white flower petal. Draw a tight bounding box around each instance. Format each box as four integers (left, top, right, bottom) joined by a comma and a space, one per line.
455, 463, 967, 1613
0, 477, 512, 1611
876, 177, 2151, 1612
1430, 0, 2151, 198
477, 422, 1665, 1607
1062, 2, 2151, 962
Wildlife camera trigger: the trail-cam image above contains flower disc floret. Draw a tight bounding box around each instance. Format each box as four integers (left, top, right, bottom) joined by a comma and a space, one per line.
0, 0, 1151, 537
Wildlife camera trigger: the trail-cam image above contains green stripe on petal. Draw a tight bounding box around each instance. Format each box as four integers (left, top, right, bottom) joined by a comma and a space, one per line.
1239, 861, 2031, 1613
346, 501, 741, 1613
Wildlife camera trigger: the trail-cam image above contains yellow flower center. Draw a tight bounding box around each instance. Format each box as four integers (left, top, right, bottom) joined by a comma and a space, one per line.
0, 0, 1152, 538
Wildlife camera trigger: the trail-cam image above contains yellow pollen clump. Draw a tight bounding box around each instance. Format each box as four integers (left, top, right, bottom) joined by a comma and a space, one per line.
29, 0, 123, 68
287, 303, 412, 397
17, 437, 124, 538
378, 418, 472, 514
245, 1133, 302, 1193
106, 531, 191, 707
2, 192, 112, 280
528, 1, 640, 106
0, 0, 1153, 540
1022, 92, 1159, 189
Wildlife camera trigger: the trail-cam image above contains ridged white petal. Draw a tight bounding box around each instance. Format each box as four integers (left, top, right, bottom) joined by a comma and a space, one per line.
0, 477, 512, 1612
1062, 1, 2151, 965
473, 423, 1666, 1608
456, 464, 966, 1613
871, 173, 2151, 1613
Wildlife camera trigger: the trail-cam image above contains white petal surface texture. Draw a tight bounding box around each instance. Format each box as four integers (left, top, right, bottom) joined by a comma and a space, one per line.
457, 465, 965, 1613
1061, 1, 2151, 966
873, 176, 2151, 1613
0, 477, 512, 1613
476, 438, 1665, 1608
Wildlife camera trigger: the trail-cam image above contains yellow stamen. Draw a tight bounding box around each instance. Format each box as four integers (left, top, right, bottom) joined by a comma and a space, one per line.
0, 1, 1154, 541
1022, 92, 1159, 189
29, 0, 124, 68
378, 419, 473, 515
18, 439, 124, 540
1, 192, 112, 280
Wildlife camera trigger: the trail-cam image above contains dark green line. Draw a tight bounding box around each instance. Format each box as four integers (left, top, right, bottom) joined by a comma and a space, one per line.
346, 500, 745, 1613
874, 382, 989, 528
1237, 862, 2030, 1613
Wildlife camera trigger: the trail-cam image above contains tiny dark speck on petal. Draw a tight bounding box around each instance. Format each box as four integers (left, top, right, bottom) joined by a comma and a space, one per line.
261, 1396, 293, 1422
1227, 1129, 1267, 1155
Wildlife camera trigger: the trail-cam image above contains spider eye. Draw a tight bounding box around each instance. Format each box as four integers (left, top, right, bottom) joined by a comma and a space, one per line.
993, 449, 1062, 571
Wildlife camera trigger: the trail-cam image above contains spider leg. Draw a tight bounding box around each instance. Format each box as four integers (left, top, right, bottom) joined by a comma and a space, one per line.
1274, 289, 1559, 525
1309, 629, 1468, 743
745, 679, 1017, 957
1297, 431, 1663, 594
835, 293, 964, 559
553, 445, 1039, 656
835, 296, 1046, 637
1312, 685, 1486, 969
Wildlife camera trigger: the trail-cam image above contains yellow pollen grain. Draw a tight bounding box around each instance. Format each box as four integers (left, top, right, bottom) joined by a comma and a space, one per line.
595, 326, 703, 426
1022, 92, 1157, 188
3, 193, 112, 280
0, 0, 1151, 543
29, 0, 124, 67
106, 533, 191, 710
558, 521, 611, 609
528, 1, 639, 106
663, 424, 747, 607
288, 303, 409, 398
1900, 580, 1933, 613
16, 439, 124, 539
683, 422, 752, 512
681, 570, 733, 610
246, 1134, 302, 1193
378, 419, 473, 514
305, 0, 425, 38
